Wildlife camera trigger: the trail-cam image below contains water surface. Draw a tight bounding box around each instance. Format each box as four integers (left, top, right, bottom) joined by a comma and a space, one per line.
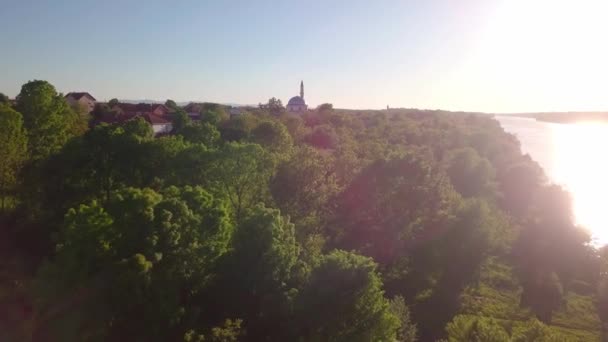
496, 115, 608, 246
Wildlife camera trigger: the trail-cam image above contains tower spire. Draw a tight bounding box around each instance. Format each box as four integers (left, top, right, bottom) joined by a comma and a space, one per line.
300, 80, 304, 99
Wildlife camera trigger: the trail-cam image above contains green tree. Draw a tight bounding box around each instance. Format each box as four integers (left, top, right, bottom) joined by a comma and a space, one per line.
201, 103, 228, 125
260, 97, 284, 116
598, 276, 608, 330
211, 205, 299, 340
0, 104, 28, 210
514, 185, 588, 322
68, 101, 91, 136
520, 271, 564, 323
181, 122, 220, 147
294, 250, 401, 341
390, 296, 418, 342
91, 103, 113, 122
108, 98, 119, 107
184, 319, 244, 342
165, 99, 178, 111
305, 124, 338, 149
0, 92, 9, 104
316, 103, 333, 112
444, 147, 496, 198
220, 113, 258, 142
25, 117, 155, 219
34, 186, 234, 341
444, 315, 509, 342
333, 153, 459, 265
270, 146, 338, 239
16, 80, 78, 160
171, 107, 191, 133
511, 318, 571, 341
250, 120, 293, 160
206, 142, 274, 220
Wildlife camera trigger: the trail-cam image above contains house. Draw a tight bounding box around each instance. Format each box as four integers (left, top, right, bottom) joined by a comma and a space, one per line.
184, 102, 203, 121
65, 92, 96, 113
99, 103, 173, 135
143, 113, 173, 135
111, 103, 171, 117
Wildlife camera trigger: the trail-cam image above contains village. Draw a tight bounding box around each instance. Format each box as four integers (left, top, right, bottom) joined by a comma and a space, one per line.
63, 81, 310, 135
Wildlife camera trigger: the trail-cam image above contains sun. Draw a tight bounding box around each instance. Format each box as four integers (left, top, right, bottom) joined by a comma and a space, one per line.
466, 0, 608, 112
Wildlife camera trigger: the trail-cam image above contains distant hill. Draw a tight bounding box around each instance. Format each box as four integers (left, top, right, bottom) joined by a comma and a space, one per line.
498, 112, 608, 123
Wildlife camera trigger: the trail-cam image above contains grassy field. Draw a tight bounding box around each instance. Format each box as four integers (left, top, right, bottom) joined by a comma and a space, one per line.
459, 257, 601, 341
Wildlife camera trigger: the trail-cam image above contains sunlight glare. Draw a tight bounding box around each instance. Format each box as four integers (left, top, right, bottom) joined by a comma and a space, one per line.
551, 122, 608, 245
466, 0, 608, 112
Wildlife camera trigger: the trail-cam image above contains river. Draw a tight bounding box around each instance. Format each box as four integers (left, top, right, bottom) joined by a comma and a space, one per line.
496, 115, 608, 246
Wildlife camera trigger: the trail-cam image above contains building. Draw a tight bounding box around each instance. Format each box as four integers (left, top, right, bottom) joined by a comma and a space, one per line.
111, 103, 171, 117
65, 92, 96, 113
184, 102, 203, 121
106, 103, 173, 135
143, 113, 173, 135
286, 81, 308, 113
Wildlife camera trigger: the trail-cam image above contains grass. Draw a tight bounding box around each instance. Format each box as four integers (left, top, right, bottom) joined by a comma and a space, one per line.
458, 257, 601, 341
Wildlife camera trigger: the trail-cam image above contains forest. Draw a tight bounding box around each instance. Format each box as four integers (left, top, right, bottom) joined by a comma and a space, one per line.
1, 80, 607, 341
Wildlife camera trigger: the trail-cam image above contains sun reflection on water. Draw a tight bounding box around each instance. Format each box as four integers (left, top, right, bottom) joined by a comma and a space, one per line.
551, 122, 608, 246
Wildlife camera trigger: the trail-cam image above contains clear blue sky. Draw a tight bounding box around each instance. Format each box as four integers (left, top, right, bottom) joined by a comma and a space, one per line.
2, 0, 607, 112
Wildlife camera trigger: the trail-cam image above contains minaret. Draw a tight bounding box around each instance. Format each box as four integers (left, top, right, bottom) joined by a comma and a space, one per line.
300, 80, 304, 99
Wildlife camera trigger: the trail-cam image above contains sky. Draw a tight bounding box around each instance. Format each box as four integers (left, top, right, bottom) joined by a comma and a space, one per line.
1, 0, 608, 113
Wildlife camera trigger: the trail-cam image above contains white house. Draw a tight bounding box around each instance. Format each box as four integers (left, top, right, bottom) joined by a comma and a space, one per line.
143, 113, 173, 135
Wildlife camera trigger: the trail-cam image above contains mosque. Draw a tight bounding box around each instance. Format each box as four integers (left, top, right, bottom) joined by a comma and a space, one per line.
286, 81, 308, 113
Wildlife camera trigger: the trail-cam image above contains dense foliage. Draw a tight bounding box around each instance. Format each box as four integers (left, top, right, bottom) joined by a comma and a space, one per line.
0, 81, 605, 341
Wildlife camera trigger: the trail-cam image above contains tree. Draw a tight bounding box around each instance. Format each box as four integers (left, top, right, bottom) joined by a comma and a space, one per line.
164, 99, 178, 111
16, 80, 78, 160
497, 159, 544, 217
24, 117, 155, 220
316, 103, 333, 112
250, 120, 293, 160
444, 315, 510, 342
407, 199, 511, 340
205, 143, 274, 220
108, 98, 119, 107
0, 104, 27, 210
305, 124, 338, 149
514, 185, 588, 322
270, 146, 338, 238
520, 271, 563, 323
294, 250, 401, 341
220, 113, 258, 142
181, 122, 220, 147
260, 97, 284, 116
123, 116, 154, 140
444, 147, 496, 198
184, 319, 245, 342
510, 318, 571, 341
210, 205, 299, 340
33, 186, 235, 340
333, 153, 459, 265
390, 296, 417, 342
68, 102, 91, 136
0, 92, 9, 104
445, 315, 569, 341
170, 107, 191, 133
201, 103, 228, 125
